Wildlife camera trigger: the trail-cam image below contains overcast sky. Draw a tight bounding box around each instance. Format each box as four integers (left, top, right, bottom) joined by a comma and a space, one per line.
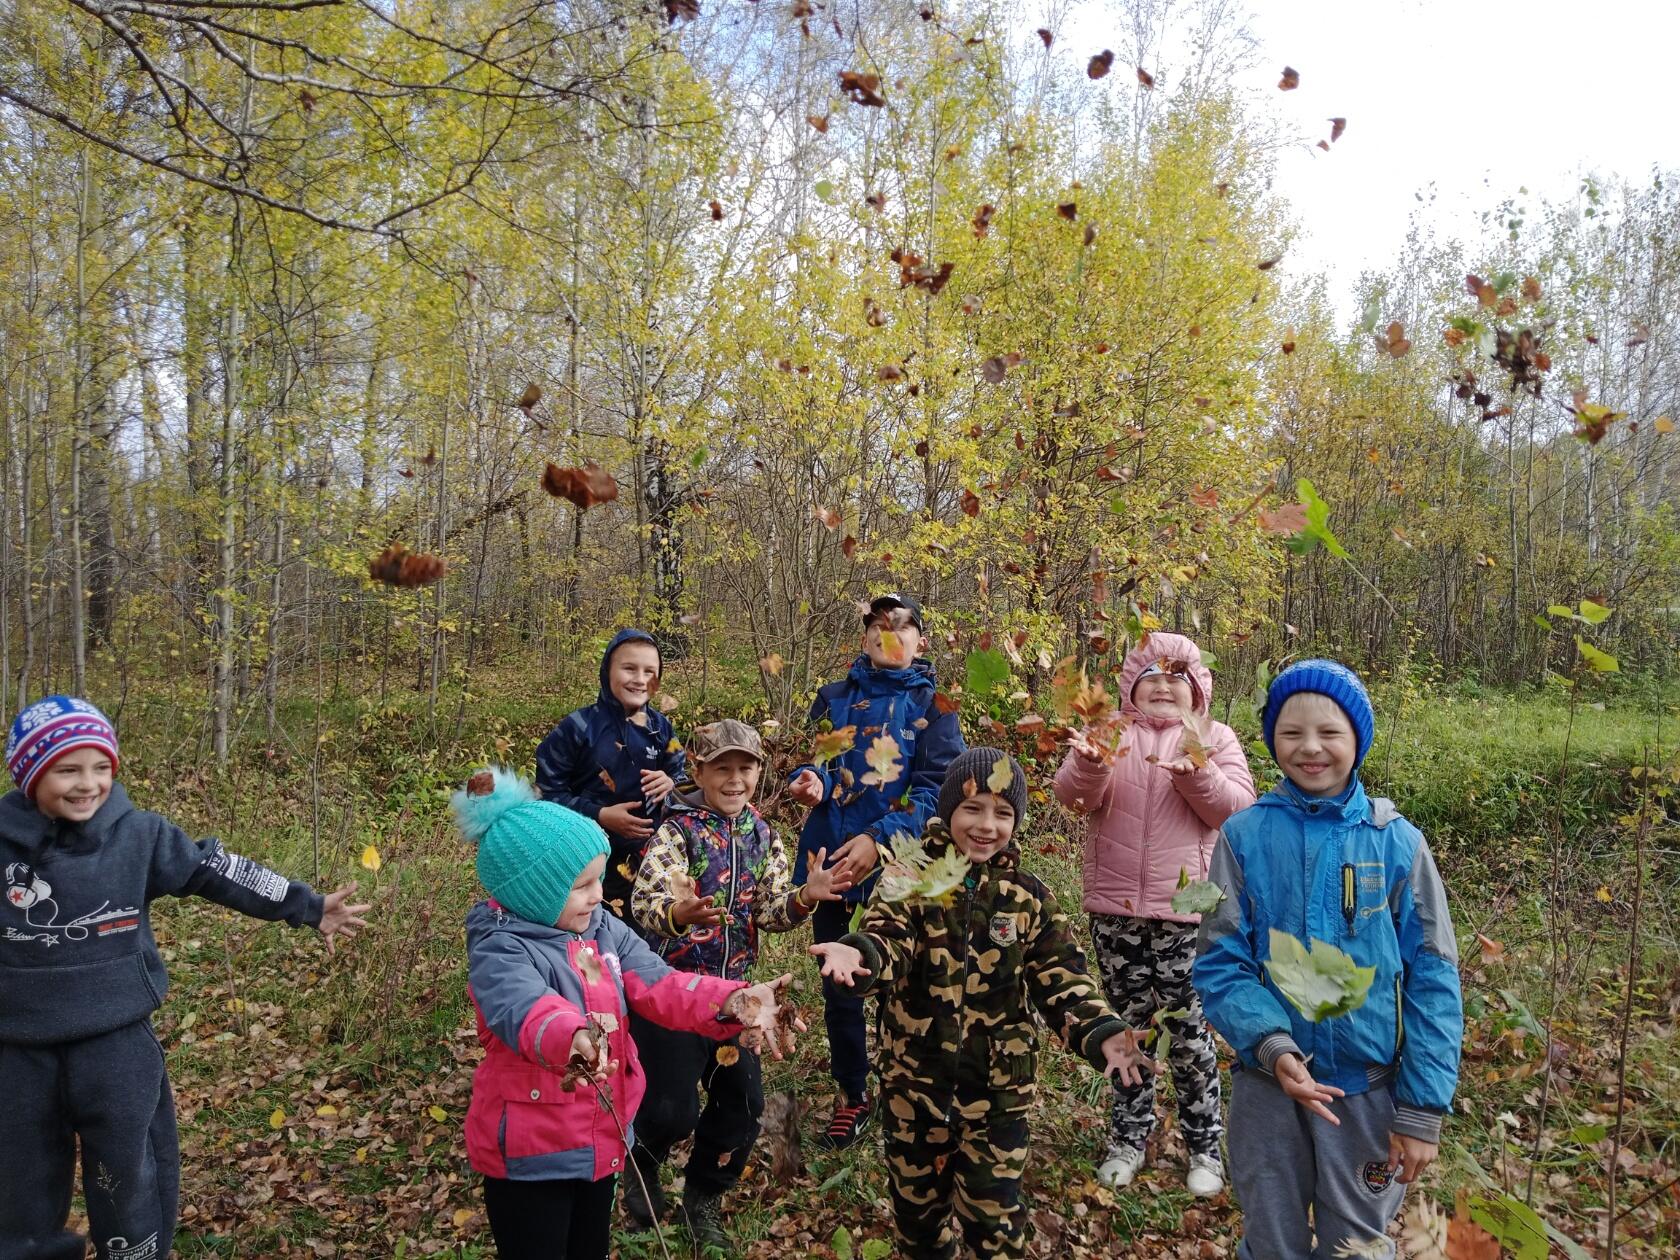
1064, 0, 1679, 318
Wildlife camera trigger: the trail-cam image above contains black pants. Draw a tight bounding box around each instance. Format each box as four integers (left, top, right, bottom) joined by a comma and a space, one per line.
812, 898, 871, 1101
482, 1174, 616, 1260
628, 1011, 763, 1195
0, 1021, 179, 1260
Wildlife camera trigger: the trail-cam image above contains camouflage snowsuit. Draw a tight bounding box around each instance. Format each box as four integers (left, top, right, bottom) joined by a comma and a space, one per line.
840, 821, 1128, 1259
1088, 915, 1223, 1157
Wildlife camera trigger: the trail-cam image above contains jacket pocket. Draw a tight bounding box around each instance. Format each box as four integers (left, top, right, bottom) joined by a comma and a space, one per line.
497, 1088, 594, 1161
987, 1043, 1038, 1090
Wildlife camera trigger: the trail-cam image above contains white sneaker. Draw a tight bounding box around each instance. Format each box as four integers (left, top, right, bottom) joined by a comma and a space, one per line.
1096, 1145, 1146, 1189
1186, 1153, 1225, 1198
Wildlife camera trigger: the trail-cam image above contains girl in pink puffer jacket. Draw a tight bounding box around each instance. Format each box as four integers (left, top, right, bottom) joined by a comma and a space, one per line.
1053, 633, 1255, 1197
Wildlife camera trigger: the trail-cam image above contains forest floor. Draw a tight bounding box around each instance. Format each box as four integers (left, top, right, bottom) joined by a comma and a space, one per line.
60, 662, 1680, 1257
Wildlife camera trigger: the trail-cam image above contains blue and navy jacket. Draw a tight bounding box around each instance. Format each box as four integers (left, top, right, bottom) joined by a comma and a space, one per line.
789, 655, 965, 902
534, 630, 685, 874
1192, 778, 1463, 1143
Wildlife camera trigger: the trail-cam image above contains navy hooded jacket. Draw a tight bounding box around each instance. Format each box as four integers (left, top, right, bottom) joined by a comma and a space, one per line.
789, 655, 965, 903
534, 629, 685, 829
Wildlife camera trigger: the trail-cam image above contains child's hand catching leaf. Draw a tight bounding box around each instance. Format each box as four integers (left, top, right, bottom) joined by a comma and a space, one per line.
788, 769, 825, 807
639, 768, 676, 804
808, 941, 870, 987
1275, 1052, 1346, 1124
1099, 1028, 1154, 1087
672, 871, 726, 930
562, 1021, 618, 1090
1067, 729, 1107, 764
316, 887, 372, 954
801, 848, 853, 903
724, 973, 806, 1059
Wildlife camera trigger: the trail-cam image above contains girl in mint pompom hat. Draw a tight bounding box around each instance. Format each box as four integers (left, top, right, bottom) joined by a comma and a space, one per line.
451, 768, 806, 1260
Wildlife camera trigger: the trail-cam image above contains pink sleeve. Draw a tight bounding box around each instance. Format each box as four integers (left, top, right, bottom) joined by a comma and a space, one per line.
516, 994, 588, 1071
1053, 747, 1112, 814
623, 968, 745, 1042
1171, 722, 1257, 829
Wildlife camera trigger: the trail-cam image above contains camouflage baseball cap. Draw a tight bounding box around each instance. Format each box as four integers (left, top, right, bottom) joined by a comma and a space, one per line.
688, 718, 764, 764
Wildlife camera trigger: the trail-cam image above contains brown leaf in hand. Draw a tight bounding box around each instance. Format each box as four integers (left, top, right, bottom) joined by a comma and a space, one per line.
368, 544, 447, 588
542, 463, 619, 509
1087, 50, 1114, 79
1278, 66, 1300, 90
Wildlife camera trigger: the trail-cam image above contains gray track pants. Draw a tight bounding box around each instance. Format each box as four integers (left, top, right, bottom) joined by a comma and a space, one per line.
0, 1021, 179, 1260
1228, 1067, 1405, 1260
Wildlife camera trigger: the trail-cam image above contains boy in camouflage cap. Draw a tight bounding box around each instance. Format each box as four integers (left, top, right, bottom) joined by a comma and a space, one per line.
810, 748, 1149, 1259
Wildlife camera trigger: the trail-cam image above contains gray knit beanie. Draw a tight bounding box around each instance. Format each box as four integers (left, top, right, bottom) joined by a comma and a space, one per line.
937, 747, 1028, 824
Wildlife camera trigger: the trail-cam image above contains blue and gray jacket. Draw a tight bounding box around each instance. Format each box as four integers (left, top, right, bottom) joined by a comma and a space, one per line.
1192, 778, 1463, 1142
535, 629, 684, 833
788, 655, 965, 902
0, 785, 323, 1045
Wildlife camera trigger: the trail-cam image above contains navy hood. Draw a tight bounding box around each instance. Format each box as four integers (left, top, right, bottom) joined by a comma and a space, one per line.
598, 629, 662, 714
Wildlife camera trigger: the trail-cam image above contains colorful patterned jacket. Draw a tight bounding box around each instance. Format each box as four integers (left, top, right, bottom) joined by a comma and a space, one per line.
631, 791, 809, 981
840, 819, 1127, 1108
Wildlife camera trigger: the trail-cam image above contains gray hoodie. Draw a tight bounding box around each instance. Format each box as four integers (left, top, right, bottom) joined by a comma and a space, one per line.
0, 784, 323, 1044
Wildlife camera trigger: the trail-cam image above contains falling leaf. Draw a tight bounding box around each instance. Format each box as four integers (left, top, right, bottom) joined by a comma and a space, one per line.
542, 463, 619, 509
838, 70, 886, 107
812, 504, 843, 530
841, 534, 858, 558
1056, 201, 1077, 221
876, 831, 969, 905
1083, 223, 1098, 247
1316, 140, 1330, 152
860, 734, 904, 786
1569, 397, 1626, 446
877, 363, 904, 381
1281, 328, 1296, 354
708, 199, 723, 220
812, 724, 858, 763
1087, 49, 1114, 79
1329, 116, 1346, 142
806, 113, 830, 133
1264, 929, 1375, 1022
1627, 321, 1650, 348
1171, 878, 1225, 916
1374, 321, 1411, 358
1465, 273, 1497, 307
1278, 66, 1300, 90
360, 845, 382, 873
1651, 415, 1673, 434
1135, 65, 1157, 88
1036, 28, 1053, 48
1257, 253, 1283, 271
598, 768, 617, 793
864, 191, 886, 211
760, 653, 785, 676
986, 755, 1015, 795
517, 382, 542, 412
961, 488, 981, 517
367, 544, 447, 588
971, 203, 995, 238
1520, 275, 1542, 302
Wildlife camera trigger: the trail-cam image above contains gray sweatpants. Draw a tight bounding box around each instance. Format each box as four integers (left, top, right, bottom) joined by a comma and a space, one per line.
1228, 1067, 1405, 1260
0, 1021, 179, 1260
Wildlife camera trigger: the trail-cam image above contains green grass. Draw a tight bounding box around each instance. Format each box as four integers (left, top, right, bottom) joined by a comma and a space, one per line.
56, 663, 1680, 1255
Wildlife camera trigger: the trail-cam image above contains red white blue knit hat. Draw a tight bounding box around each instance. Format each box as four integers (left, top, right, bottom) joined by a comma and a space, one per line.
6, 696, 120, 798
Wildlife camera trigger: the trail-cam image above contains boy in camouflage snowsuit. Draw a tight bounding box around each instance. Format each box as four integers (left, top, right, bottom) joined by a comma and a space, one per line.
810, 749, 1150, 1259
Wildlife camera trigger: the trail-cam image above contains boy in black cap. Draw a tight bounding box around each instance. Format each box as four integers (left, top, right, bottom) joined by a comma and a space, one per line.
785, 593, 965, 1147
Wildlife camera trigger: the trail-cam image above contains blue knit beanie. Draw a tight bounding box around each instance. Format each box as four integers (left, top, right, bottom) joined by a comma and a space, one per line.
7, 696, 120, 798
452, 768, 609, 927
1262, 660, 1376, 768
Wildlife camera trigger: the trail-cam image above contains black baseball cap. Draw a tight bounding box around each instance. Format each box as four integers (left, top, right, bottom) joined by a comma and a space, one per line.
865, 593, 924, 630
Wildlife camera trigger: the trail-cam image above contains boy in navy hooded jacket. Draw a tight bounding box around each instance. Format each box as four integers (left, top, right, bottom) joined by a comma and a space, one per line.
785, 594, 965, 1147
535, 630, 685, 919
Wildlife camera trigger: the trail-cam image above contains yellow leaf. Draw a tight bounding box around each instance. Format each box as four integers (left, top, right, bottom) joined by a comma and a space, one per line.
360, 845, 382, 873
1595, 886, 1612, 903
986, 756, 1015, 795
428, 1104, 447, 1123
1654, 416, 1675, 434
355, 1146, 368, 1163
716, 1044, 741, 1066
452, 1208, 476, 1229
269, 1106, 286, 1129
316, 1104, 338, 1117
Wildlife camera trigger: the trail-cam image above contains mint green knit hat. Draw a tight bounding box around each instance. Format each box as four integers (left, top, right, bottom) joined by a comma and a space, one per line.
451, 768, 609, 927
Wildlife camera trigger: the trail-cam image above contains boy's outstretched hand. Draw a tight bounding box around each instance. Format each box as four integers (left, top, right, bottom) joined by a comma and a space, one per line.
801, 848, 854, 903
1099, 1029, 1154, 1087
808, 941, 870, 987
317, 886, 372, 954
788, 769, 825, 807
1274, 1052, 1346, 1124
672, 888, 726, 930
1387, 1132, 1437, 1184
725, 974, 806, 1059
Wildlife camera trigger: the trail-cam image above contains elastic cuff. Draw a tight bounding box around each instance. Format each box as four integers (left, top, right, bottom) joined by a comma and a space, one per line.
838, 932, 883, 995
1391, 1105, 1444, 1144
1079, 1017, 1129, 1069
1255, 1032, 1303, 1072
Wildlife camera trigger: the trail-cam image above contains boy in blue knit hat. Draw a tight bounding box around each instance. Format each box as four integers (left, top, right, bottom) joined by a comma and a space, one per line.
0, 696, 370, 1260
1193, 661, 1463, 1260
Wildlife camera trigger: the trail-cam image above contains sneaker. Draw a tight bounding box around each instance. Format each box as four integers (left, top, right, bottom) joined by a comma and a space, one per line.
1186, 1153, 1225, 1198
681, 1185, 729, 1256
1096, 1144, 1146, 1189
622, 1152, 667, 1228
816, 1094, 873, 1150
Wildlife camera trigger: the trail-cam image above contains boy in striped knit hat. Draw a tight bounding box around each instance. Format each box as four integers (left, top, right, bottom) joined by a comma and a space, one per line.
0, 696, 370, 1260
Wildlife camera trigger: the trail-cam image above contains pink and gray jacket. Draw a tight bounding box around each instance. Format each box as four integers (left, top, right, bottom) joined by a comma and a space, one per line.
1053, 633, 1256, 923
464, 899, 745, 1182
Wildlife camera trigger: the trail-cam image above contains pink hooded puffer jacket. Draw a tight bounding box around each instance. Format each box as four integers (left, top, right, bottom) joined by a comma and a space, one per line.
1053, 633, 1256, 923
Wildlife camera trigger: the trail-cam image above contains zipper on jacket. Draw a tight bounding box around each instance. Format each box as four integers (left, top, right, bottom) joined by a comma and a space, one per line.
719, 820, 739, 979
952, 876, 978, 1081
1394, 975, 1405, 1057
1341, 863, 1356, 930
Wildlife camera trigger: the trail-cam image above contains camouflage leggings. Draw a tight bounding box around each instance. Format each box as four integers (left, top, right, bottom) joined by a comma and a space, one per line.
882, 1082, 1032, 1259
1089, 914, 1223, 1157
